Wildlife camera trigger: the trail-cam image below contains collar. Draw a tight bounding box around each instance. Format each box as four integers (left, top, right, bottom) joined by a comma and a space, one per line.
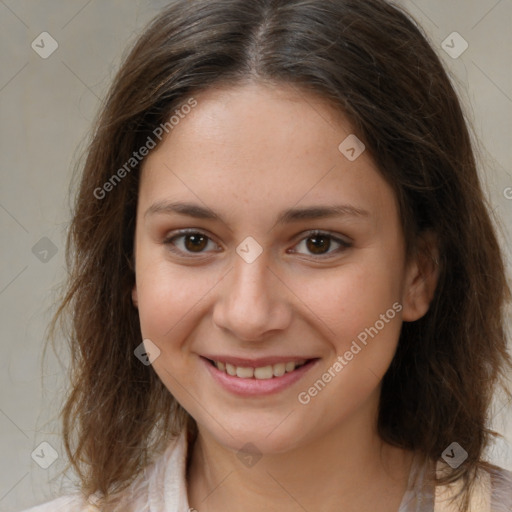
148, 430, 190, 512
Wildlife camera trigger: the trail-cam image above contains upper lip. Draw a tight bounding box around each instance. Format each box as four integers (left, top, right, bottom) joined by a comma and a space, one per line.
202, 355, 318, 367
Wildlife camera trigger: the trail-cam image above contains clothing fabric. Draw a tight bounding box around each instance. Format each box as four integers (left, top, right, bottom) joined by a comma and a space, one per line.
19, 431, 512, 511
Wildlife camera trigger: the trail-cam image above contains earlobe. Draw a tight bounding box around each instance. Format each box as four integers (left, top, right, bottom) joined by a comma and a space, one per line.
401, 232, 440, 322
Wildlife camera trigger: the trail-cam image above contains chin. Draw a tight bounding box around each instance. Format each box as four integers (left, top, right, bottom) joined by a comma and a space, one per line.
198, 415, 310, 456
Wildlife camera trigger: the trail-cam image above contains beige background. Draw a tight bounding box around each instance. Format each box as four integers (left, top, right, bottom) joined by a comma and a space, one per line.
1, 0, 511, 510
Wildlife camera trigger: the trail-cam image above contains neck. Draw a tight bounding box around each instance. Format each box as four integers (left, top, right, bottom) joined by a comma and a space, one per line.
186, 397, 414, 512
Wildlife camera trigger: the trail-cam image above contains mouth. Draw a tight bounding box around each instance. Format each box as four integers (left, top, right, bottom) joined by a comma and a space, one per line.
205, 357, 311, 380
200, 355, 319, 396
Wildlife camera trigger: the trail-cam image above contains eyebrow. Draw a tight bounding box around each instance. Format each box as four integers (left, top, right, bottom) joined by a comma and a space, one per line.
145, 200, 369, 226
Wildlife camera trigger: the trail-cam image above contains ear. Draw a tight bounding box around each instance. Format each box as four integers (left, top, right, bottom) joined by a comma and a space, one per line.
401, 231, 440, 322
132, 285, 139, 308
128, 248, 138, 308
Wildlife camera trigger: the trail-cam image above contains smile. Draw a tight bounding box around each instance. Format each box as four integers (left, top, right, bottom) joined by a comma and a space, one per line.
201, 356, 319, 396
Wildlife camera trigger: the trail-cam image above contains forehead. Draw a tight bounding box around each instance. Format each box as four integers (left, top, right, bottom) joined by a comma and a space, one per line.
138, 82, 397, 229
156, 82, 352, 169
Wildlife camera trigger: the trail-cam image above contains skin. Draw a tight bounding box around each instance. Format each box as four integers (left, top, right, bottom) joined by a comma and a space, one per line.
132, 82, 438, 511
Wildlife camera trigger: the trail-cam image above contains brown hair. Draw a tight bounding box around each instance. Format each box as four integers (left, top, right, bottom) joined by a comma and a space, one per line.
49, 0, 512, 509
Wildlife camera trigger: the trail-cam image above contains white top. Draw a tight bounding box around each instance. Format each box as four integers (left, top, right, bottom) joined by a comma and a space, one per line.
19, 431, 512, 512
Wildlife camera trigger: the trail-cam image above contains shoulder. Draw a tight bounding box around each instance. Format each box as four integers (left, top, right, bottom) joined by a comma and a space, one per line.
487, 465, 512, 511
18, 432, 189, 512
17, 494, 97, 512
435, 462, 512, 512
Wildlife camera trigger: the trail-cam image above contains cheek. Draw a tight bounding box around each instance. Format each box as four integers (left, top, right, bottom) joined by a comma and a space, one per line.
134, 252, 226, 350
134, 259, 204, 392
298, 267, 403, 416
302, 258, 403, 333
134, 253, 201, 340
299, 257, 404, 394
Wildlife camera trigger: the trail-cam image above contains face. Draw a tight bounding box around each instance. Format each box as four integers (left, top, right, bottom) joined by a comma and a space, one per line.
132, 82, 433, 455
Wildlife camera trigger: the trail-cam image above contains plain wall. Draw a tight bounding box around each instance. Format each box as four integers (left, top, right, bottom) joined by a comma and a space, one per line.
1, 0, 511, 510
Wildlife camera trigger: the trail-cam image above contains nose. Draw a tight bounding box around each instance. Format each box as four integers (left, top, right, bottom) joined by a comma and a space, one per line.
212, 249, 292, 342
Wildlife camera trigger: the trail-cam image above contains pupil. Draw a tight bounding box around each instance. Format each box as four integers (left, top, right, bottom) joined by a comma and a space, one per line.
307, 235, 330, 254
185, 234, 207, 252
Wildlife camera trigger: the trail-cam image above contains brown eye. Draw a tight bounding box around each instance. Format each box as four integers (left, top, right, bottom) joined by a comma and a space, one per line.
292, 231, 351, 258
164, 230, 218, 255
306, 234, 332, 255
183, 233, 208, 252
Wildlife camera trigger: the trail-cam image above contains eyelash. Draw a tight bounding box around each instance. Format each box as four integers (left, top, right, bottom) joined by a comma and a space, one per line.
162, 229, 352, 259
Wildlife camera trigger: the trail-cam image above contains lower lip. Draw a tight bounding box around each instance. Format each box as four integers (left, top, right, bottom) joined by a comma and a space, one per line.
201, 357, 319, 397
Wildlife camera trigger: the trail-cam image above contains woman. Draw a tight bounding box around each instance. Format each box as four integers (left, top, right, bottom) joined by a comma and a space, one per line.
22, 0, 512, 510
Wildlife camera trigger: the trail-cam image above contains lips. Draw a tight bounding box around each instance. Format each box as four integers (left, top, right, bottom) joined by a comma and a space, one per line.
202, 356, 319, 396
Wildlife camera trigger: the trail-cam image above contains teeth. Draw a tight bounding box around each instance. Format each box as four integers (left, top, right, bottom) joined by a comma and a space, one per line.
213, 359, 307, 379
273, 363, 286, 377
254, 365, 273, 379
236, 367, 254, 378
285, 361, 296, 372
